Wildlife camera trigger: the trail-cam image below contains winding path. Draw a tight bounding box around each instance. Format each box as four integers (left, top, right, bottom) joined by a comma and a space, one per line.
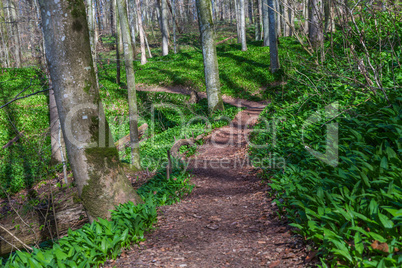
104, 86, 308, 268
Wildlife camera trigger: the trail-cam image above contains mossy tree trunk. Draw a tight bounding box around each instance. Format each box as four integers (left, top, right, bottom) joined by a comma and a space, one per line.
196, 0, 224, 113
267, 0, 279, 72
38, 0, 143, 223
116, 0, 141, 170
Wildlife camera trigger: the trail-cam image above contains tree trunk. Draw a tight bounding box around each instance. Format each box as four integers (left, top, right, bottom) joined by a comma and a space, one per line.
0, 0, 10, 67
117, 0, 142, 170
8, 0, 22, 67
235, 0, 240, 43
135, 0, 147, 64
86, 0, 99, 84
262, 0, 269, 46
239, 0, 247, 50
248, 0, 253, 24
171, 0, 177, 53
49, 88, 66, 164
267, 0, 279, 72
254, 0, 261, 40
38, 0, 143, 222
128, 0, 137, 59
282, 0, 289, 36
161, 0, 169, 55
308, 0, 323, 48
288, 0, 293, 36
115, 0, 121, 84
196, 0, 224, 113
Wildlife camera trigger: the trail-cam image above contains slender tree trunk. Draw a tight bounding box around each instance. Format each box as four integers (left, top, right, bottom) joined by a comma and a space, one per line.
267, 0, 279, 72
0, 0, 10, 67
86, 0, 99, 84
117, 0, 141, 170
128, 0, 137, 60
114, 0, 121, 84
282, 0, 289, 36
303, 0, 308, 33
172, 0, 177, 53
254, 0, 260, 40
308, 0, 323, 48
239, 0, 247, 50
135, 0, 147, 64
161, 0, 169, 55
49, 88, 66, 164
38, 0, 143, 222
262, 0, 269, 46
235, 0, 240, 43
248, 0, 253, 24
8, 0, 22, 67
196, 0, 224, 113
288, 0, 293, 36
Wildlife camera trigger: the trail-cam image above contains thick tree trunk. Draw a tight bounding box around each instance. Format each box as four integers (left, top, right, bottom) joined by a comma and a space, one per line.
239, 0, 247, 51
267, 0, 279, 72
308, 0, 323, 48
161, 0, 169, 55
196, 0, 224, 113
135, 0, 147, 64
262, 0, 269, 46
38, 0, 143, 222
117, 0, 141, 170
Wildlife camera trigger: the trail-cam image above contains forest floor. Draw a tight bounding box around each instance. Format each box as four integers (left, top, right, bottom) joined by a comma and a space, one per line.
103, 86, 311, 268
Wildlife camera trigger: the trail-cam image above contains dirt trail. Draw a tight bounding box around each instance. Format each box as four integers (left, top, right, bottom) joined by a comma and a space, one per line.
104, 86, 308, 268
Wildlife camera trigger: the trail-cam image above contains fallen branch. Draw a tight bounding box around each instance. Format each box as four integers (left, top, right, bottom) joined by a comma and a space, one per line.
216, 36, 236, 45
170, 133, 205, 159
114, 123, 148, 151
0, 224, 33, 252
2, 131, 24, 149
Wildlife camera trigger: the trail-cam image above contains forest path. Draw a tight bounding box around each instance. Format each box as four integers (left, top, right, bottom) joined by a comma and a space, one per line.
105, 86, 307, 268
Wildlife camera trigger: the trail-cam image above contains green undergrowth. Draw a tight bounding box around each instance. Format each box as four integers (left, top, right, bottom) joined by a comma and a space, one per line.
99, 81, 242, 170
0, 68, 53, 194
3, 167, 193, 267
98, 40, 283, 101
250, 21, 402, 267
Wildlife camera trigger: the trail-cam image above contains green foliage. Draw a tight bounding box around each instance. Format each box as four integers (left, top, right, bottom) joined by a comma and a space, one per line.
3, 167, 193, 267
250, 22, 402, 266
0, 68, 52, 194
98, 41, 274, 101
